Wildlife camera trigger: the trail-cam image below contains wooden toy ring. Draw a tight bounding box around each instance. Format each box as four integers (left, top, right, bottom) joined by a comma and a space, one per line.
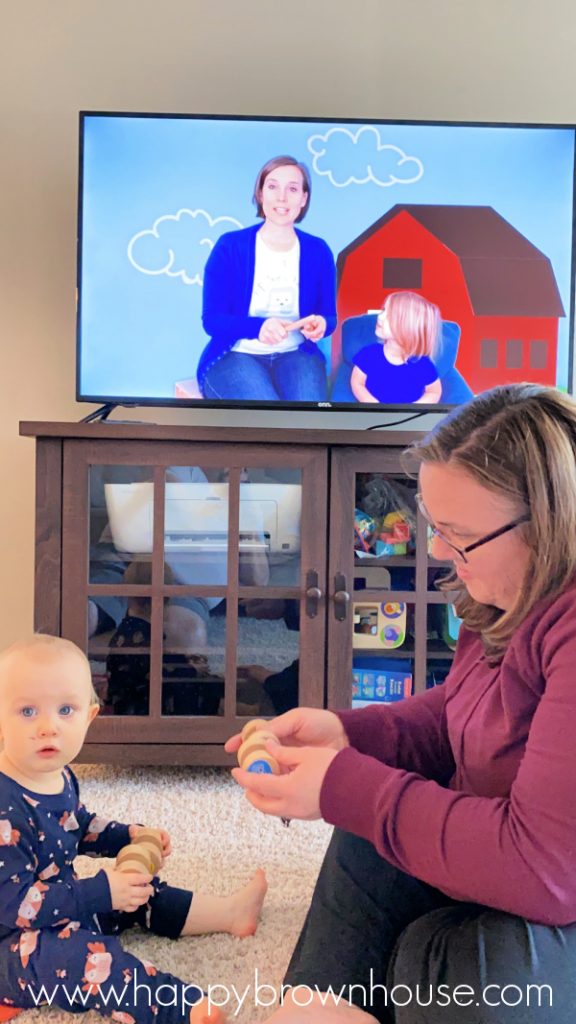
243, 750, 280, 774
116, 845, 156, 873
115, 826, 164, 874
238, 729, 276, 763
240, 719, 270, 742
238, 722, 280, 774
238, 730, 279, 773
238, 719, 291, 827
136, 841, 163, 873
135, 828, 163, 853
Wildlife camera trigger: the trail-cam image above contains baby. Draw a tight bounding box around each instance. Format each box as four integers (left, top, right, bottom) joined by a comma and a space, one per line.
351, 291, 442, 405
0, 635, 267, 1024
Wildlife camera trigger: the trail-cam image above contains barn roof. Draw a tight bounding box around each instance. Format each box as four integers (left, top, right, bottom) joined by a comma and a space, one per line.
337, 205, 565, 317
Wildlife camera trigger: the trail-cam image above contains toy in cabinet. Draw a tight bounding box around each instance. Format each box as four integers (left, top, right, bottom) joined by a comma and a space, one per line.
353, 656, 412, 706
442, 604, 462, 650
353, 601, 406, 649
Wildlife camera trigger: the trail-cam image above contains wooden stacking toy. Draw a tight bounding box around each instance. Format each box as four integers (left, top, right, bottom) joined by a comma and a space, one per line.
115, 827, 163, 874
237, 718, 280, 774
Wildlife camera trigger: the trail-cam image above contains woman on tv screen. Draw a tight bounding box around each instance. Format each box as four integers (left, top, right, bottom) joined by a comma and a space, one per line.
197, 155, 337, 402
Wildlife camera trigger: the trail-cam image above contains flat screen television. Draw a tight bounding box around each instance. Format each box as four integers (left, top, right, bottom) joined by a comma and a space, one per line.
77, 112, 576, 415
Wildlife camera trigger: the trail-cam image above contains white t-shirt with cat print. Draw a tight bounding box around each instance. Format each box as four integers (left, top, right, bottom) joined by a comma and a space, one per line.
233, 232, 301, 355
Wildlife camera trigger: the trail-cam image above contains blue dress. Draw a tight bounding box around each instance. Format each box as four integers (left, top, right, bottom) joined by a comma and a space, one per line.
353, 344, 438, 403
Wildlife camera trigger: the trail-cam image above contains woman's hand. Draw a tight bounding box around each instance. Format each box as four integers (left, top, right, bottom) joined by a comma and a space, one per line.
259, 318, 290, 346
224, 706, 349, 756
232, 742, 340, 820
300, 315, 327, 342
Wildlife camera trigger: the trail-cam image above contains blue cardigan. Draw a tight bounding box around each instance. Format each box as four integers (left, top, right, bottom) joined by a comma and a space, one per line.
198, 223, 337, 390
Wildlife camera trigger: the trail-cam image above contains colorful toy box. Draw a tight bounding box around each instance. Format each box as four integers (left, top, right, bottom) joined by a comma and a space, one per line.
352, 656, 413, 707
353, 601, 407, 649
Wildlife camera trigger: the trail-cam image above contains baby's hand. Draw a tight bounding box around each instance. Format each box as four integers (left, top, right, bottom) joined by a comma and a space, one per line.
103, 865, 153, 912
158, 829, 172, 861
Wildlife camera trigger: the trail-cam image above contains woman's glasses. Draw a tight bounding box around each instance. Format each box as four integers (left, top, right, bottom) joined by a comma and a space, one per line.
415, 494, 530, 564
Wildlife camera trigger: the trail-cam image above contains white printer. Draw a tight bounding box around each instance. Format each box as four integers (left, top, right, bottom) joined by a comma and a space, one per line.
104, 481, 301, 561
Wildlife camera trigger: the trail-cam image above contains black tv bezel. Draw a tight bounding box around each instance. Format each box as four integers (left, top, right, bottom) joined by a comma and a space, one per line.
76, 110, 576, 415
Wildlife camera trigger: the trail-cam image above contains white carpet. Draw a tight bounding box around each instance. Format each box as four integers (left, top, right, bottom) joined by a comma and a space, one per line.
17, 764, 332, 1024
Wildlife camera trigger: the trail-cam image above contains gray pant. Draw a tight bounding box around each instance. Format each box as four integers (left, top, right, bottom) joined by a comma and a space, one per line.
284, 829, 576, 1023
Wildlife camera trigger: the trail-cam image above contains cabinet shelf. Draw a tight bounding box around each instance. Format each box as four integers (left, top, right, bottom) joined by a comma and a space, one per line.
427, 646, 456, 659
353, 647, 414, 659
354, 555, 416, 568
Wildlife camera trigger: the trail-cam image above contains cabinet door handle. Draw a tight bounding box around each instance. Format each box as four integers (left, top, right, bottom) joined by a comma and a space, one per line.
333, 573, 350, 621
305, 570, 323, 618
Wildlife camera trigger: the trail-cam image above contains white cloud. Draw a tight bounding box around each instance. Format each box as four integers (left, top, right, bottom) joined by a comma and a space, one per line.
127, 209, 244, 285
307, 126, 423, 188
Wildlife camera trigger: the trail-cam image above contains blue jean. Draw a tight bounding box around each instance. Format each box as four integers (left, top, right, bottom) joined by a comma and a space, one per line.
202, 348, 327, 401
89, 546, 211, 630
285, 829, 576, 1023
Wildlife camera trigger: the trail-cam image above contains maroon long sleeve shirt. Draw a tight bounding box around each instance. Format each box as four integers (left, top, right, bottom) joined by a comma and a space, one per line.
320, 581, 576, 926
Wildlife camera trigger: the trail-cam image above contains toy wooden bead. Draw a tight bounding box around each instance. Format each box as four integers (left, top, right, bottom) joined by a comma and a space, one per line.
238, 730, 276, 766
137, 841, 163, 872
237, 721, 280, 775
136, 828, 163, 852
116, 845, 155, 873
240, 719, 270, 742
242, 750, 280, 774
237, 719, 292, 827
115, 827, 164, 874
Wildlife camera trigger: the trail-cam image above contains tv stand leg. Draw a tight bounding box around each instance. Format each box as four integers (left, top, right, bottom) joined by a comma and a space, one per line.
80, 403, 118, 423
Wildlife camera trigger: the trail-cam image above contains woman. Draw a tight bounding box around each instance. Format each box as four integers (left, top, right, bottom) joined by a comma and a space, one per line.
227, 382, 576, 1023
198, 155, 336, 402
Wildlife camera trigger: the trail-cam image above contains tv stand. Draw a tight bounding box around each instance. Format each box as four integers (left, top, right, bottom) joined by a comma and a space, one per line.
21, 420, 455, 766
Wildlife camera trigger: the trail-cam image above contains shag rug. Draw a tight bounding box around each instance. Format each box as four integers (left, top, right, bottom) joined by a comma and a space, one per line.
16, 764, 332, 1024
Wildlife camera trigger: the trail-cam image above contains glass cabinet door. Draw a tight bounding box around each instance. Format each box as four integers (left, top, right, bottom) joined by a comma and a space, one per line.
61, 440, 327, 747
327, 448, 454, 711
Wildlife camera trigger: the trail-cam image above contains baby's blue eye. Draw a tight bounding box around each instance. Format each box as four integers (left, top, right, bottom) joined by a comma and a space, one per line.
59, 705, 74, 717
21, 707, 36, 718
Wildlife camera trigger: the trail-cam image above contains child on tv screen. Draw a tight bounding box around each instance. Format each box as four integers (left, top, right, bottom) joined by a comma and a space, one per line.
350, 291, 442, 405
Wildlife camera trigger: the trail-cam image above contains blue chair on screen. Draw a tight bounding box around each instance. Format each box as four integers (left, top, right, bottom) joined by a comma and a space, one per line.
330, 314, 473, 404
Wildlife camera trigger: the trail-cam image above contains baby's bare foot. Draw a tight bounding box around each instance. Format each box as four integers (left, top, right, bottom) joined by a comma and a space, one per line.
228, 867, 268, 937
189, 997, 226, 1024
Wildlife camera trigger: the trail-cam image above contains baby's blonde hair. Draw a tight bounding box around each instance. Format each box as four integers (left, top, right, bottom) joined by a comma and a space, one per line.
0, 634, 99, 704
384, 291, 441, 360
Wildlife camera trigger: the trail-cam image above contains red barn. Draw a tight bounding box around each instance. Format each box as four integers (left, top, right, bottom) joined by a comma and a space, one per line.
333, 205, 565, 393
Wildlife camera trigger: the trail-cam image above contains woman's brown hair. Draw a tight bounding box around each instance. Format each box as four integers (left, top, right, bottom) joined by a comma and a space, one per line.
405, 383, 576, 660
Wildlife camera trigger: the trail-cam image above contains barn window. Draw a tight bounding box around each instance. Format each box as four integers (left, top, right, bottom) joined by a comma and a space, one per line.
506, 340, 523, 369
383, 258, 422, 288
530, 340, 548, 370
480, 339, 498, 368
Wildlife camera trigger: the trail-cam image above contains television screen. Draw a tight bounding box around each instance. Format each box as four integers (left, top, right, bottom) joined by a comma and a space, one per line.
77, 112, 576, 413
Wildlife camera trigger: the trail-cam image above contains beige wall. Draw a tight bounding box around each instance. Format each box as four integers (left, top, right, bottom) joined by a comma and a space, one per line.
2, 0, 575, 649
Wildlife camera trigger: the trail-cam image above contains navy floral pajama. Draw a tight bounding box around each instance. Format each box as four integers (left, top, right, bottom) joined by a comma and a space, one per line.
0, 768, 203, 1023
